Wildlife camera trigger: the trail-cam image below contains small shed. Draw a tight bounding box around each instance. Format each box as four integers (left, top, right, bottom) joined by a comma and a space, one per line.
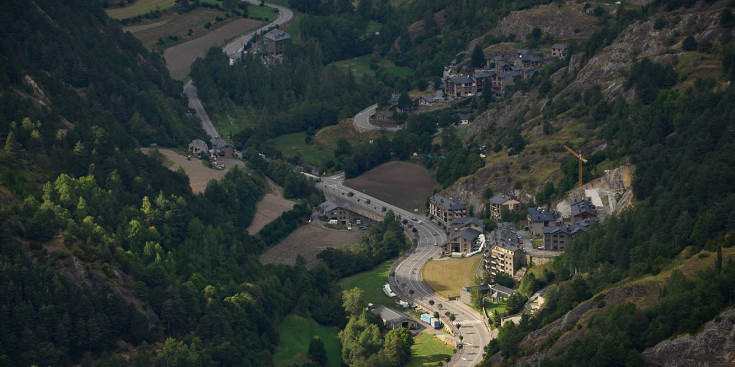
372, 306, 418, 330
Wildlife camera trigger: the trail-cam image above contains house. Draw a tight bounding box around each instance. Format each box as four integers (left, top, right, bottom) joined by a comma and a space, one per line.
473, 70, 495, 93
515, 49, 532, 66
491, 71, 517, 94
445, 76, 476, 98
441, 227, 481, 255
418, 96, 437, 105
487, 244, 523, 278
318, 200, 351, 224
372, 306, 418, 330
460, 284, 492, 305
458, 114, 471, 125
570, 197, 598, 224
262, 29, 290, 55
188, 139, 208, 155
449, 217, 485, 234
210, 137, 235, 158
429, 194, 468, 228
551, 44, 567, 58
488, 284, 517, 303
527, 207, 556, 236
543, 221, 590, 251
390, 93, 401, 106
489, 194, 521, 221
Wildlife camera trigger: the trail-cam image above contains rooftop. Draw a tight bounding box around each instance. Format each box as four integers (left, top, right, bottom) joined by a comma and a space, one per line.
451, 217, 485, 228
372, 306, 411, 323
318, 200, 345, 212
489, 193, 516, 205
571, 197, 598, 217
489, 284, 516, 297
528, 207, 556, 222
432, 194, 466, 211
264, 29, 291, 41
449, 76, 474, 84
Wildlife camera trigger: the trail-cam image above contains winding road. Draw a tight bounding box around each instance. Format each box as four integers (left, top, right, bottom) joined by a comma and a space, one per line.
183, 0, 295, 139
176, 2, 492, 364
353, 104, 403, 132
317, 174, 493, 366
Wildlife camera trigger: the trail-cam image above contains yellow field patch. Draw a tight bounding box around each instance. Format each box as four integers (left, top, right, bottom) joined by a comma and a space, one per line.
422, 256, 482, 298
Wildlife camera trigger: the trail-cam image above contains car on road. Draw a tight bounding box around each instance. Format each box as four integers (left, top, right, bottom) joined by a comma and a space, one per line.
432, 231, 437, 236
359, 226, 368, 230
412, 217, 418, 221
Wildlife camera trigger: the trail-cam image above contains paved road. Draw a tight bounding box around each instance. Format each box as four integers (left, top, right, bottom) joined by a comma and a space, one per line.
183, 0, 295, 139
222, 0, 295, 59
183, 82, 219, 139
353, 104, 401, 132
317, 173, 493, 367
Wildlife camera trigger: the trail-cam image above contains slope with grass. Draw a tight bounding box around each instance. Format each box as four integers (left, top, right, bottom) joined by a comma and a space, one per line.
339, 260, 396, 309
406, 333, 455, 367
274, 314, 341, 367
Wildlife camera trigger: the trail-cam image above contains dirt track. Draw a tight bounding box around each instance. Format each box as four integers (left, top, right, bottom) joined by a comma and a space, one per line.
142, 148, 245, 193
259, 220, 363, 268
247, 179, 295, 235
344, 161, 438, 211
164, 18, 261, 80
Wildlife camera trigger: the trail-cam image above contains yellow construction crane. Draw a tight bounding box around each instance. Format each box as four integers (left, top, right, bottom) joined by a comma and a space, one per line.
564, 145, 588, 198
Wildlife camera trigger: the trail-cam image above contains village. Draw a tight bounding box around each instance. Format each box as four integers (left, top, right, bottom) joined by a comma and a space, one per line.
314, 179, 601, 330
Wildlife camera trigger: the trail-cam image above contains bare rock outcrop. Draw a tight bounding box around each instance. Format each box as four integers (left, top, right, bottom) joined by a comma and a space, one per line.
491, 3, 600, 41
640, 308, 735, 367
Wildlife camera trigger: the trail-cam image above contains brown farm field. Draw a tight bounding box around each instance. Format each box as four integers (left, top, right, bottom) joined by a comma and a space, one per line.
422, 256, 483, 299
141, 148, 245, 193
164, 17, 261, 79
123, 9, 228, 47
259, 221, 364, 268
344, 161, 437, 212
247, 179, 295, 235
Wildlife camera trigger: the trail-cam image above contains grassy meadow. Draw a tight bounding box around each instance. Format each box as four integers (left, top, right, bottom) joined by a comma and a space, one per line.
274, 314, 341, 367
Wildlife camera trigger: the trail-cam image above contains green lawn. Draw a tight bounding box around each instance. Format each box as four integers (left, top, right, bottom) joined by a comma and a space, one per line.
339, 260, 395, 308
248, 5, 277, 21
274, 314, 341, 367
106, 0, 175, 19
485, 300, 507, 316
270, 132, 335, 165
455, 125, 470, 141
379, 60, 413, 77
333, 55, 376, 78
211, 106, 254, 139
405, 333, 454, 367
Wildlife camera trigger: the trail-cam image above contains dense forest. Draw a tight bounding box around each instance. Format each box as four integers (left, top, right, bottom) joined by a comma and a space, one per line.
0, 0, 413, 365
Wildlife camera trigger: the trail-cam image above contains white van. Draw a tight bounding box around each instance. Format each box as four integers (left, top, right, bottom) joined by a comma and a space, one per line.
328, 219, 338, 225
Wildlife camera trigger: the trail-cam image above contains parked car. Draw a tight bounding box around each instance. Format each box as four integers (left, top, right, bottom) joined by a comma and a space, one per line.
359, 226, 368, 230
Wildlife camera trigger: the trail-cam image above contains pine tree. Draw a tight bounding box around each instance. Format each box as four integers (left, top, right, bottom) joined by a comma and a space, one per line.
471, 44, 486, 68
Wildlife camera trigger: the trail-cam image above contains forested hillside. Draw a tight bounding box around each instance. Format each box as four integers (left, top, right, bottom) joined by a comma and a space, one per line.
0, 0, 370, 365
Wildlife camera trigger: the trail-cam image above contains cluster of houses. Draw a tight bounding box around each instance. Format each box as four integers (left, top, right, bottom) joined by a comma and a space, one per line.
444, 45, 567, 97
188, 137, 238, 159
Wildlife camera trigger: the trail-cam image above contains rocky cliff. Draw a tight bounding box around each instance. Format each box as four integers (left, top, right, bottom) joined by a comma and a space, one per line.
640, 308, 735, 367
452, 0, 733, 209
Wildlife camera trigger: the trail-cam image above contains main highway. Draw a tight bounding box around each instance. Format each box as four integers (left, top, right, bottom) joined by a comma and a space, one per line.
317, 173, 493, 367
